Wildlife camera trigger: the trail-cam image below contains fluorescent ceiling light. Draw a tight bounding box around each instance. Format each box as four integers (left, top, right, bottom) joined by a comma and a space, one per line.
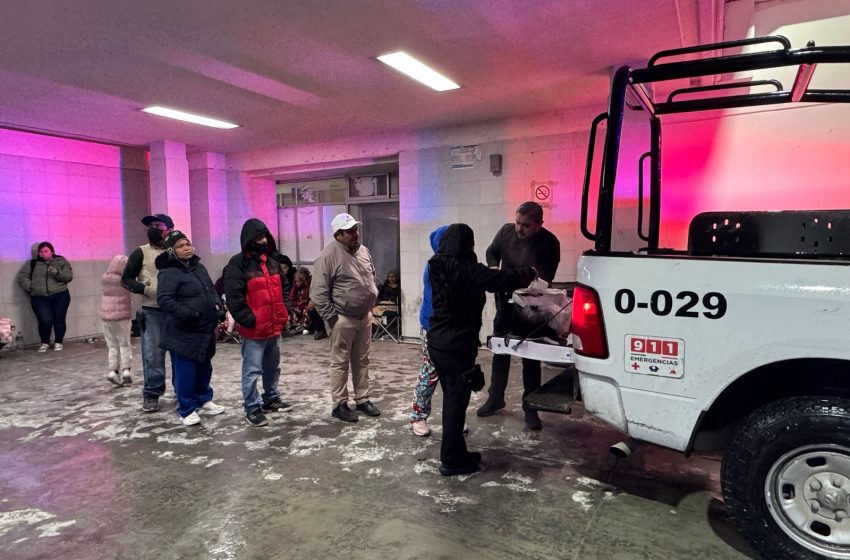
376, 52, 460, 92
141, 106, 239, 129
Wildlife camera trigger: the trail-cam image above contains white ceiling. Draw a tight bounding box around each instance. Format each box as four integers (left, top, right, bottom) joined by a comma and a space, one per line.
0, 0, 718, 155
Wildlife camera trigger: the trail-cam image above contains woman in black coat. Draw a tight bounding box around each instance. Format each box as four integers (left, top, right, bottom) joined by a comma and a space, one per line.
156, 231, 226, 426
428, 223, 536, 475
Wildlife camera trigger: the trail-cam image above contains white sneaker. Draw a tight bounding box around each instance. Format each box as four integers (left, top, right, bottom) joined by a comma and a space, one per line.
106, 371, 123, 387
121, 369, 133, 385
182, 411, 201, 426
411, 419, 431, 437
37, 343, 49, 353
53, 343, 63, 351
200, 401, 225, 415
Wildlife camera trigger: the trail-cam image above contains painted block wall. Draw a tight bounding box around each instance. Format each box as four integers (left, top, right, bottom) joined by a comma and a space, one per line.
0, 129, 149, 346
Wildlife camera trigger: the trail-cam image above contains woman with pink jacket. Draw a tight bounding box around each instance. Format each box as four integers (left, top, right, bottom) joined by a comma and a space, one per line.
100, 255, 133, 386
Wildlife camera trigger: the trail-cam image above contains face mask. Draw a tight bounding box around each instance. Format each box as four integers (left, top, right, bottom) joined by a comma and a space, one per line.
147, 228, 164, 244
249, 241, 268, 254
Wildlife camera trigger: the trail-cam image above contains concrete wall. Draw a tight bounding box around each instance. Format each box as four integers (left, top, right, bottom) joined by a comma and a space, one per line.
0, 131, 280, 346
0, 129, 149, 345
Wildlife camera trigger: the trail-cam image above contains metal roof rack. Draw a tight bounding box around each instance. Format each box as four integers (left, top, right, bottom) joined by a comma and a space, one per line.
582, 35, 850, 253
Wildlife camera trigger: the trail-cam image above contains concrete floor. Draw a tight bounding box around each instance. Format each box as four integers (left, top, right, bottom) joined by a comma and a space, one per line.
0, 334, 757, 560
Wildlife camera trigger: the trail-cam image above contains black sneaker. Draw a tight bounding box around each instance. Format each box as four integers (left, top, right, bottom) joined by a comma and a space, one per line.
261, 399, 294, 413
142, 396, 160, 412
355, 400, 381, 417
331, 403, 358, 423
245, 408, 268, 427
524, 409, 543, 431
476, 399, 506, 417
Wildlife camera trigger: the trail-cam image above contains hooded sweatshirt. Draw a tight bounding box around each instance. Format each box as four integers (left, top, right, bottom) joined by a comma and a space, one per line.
419, 225, 449, 331
223, 218, 289, 340
427, 224, 536, 353
100, 255, 132, 321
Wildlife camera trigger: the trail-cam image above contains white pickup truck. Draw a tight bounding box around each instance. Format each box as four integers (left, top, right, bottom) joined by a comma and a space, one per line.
497, 36, 850, 560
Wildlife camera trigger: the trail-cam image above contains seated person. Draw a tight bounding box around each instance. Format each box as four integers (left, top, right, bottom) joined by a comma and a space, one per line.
289, 267, 312, 329
373, 270, 400, 337
377, 270, 400, 304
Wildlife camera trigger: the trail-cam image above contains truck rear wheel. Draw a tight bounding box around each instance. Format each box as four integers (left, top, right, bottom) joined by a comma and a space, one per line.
722, 397, 850, 559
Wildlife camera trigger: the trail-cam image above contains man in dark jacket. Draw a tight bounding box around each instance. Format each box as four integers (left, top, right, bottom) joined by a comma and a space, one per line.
156, 230, 225, 426
224, 218, 294, 427
428, 223, 536, 475
478, 201, 560, 430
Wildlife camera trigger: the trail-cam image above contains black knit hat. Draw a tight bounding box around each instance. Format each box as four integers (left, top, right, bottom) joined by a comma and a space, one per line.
163, 230, 188, 250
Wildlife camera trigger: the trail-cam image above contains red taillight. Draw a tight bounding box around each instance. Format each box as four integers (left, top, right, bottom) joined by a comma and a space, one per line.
571, 284, 609, 359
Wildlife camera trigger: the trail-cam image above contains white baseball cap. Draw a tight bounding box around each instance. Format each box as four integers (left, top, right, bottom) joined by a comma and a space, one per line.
331, 213, 360, 233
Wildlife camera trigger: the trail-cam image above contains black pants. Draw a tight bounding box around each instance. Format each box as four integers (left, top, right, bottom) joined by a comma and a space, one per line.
30, 290, 71, 344
428, 345, 476, 468
489, 306, 541, 404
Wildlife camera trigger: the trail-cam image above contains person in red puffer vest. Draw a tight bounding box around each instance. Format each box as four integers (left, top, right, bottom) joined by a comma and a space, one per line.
224, 218, 294, 427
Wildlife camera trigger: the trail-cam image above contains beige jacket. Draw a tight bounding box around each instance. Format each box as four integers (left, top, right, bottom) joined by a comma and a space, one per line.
310, 241, 378, 325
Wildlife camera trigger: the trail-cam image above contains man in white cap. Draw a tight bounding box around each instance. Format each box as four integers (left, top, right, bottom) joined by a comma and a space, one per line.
310, 213, 381, 423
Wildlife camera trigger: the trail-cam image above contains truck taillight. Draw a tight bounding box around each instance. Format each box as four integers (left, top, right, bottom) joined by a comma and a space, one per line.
571, 284, 609, 359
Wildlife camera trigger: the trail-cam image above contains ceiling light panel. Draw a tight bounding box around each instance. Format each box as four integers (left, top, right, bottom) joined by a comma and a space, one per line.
141, 106, 239, 129
377, 52, 460, 92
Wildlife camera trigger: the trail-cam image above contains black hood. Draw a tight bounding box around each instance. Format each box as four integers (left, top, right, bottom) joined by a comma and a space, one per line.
437, 223, 476, 261
239, 218, 278, 254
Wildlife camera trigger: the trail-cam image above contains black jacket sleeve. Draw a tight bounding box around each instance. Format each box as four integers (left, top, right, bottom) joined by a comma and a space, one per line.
538, 232, 561, 284
223, 258, 256, 329
469, 263, 536, 294
121, 247, 146, 294
485, 228, 502, 268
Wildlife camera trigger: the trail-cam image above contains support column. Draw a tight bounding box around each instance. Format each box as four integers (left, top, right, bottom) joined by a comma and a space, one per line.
226, 169, 277, 251
149, 140, 191, 237
188, 152, 228, 258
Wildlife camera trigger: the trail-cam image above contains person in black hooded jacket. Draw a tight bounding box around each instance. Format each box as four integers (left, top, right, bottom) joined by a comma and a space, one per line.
156, 230, 226, 426
428, 223, 536, 476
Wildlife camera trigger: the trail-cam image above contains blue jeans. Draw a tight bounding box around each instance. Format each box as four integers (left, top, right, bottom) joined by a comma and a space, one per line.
172, 354, 213, 418
140, 307, 171, 398
30, 290, 71, 344
241, 337, 281, 413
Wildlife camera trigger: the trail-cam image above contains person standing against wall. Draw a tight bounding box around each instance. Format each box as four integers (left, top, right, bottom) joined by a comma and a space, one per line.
16, 241, 73, 352
477, 202, 560, 430
100, 254, 133, 386
224, 218, 294, 428
121, 213, 174, 412
310, 213, 381, 423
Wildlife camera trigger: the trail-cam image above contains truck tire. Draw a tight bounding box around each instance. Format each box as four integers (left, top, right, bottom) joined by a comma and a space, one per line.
722, 396, 850, 560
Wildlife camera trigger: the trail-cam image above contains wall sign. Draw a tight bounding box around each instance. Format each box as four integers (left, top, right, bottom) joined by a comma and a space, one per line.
450, 145, 480, 169
531, 180, 554, 207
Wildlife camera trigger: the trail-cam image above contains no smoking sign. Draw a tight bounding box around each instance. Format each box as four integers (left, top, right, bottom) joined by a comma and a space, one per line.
531, 180, 553, 207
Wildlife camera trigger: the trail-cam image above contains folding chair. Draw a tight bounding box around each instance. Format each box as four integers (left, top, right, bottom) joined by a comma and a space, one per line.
371, 302, 400, 343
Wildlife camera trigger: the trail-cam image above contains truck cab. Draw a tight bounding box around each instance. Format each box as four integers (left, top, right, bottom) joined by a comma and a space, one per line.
569, 36, 850, 559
